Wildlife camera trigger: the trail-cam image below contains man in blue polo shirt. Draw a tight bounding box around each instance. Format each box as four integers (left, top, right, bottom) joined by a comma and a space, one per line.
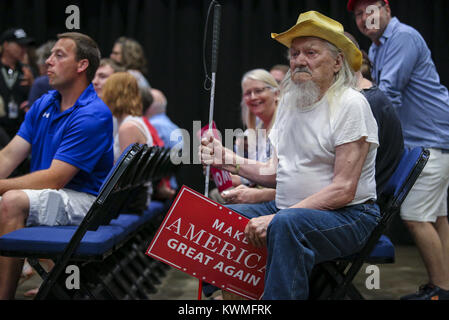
0, 32, 113, 299
349, 0, 449, 300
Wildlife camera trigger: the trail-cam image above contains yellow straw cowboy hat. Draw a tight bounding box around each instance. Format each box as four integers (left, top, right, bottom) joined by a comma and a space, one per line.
271, 11, 362, 71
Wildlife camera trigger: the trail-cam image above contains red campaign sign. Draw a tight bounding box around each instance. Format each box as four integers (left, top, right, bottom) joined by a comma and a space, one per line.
210, 167, 233, 192
146, 186, 267, 300
199, 122, 233, 192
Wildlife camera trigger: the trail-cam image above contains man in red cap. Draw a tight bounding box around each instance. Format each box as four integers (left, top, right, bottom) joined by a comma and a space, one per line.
348, 0, 449, 300
348, 0, 390, 46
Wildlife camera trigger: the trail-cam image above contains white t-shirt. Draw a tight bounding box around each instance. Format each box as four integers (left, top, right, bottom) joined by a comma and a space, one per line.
238, 122, 273, 186
269, 87, 379, 210
245, 121, 272, 164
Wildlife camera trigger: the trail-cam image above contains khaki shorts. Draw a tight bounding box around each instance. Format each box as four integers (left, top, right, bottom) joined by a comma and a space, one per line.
22, 188, 96, 227
400, 148, 449, 223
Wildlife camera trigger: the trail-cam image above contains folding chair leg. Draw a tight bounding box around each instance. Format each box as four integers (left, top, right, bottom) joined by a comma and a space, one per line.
106, 257, 140, 300
319, 262, 349, 300
28, 258, 71, 300
35, 276, 72, 300
31, 259, 96, 300
81, 263, 118, 299
28, 258, 48, 280
110, 254, 150, 299
346, 283, 365, 300
130, 240, 163, 284
118, 249, 158, 294
74, 268, 101, 300
90, 263, 124, 299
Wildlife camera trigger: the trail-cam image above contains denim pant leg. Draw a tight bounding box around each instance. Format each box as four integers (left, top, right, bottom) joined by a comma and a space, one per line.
262, 203, 380, 300
202, 201, 279, 297
227, 200, 279, 219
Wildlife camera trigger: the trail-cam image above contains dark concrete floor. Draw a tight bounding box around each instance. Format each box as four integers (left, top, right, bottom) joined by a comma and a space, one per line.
147, 245, 428, 300
16, 244, 428, 300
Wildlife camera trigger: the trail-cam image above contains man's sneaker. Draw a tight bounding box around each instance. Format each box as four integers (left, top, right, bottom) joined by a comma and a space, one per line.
400, 283, 449, 300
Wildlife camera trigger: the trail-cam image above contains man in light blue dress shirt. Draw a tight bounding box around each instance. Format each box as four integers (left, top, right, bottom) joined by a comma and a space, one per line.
349, 0, 449, 300
147, 88, 182, 150
146, 88, 183, 191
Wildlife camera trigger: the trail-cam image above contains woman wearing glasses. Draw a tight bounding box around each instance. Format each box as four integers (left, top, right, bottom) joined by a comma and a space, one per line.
204, 68, 280, 300
220, 69, 280, 205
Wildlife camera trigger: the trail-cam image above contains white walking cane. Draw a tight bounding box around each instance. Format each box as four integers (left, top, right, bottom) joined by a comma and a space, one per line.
199, 0, 221, 300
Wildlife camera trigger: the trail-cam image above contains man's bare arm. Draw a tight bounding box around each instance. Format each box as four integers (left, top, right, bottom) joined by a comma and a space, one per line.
200, 135, 277, 188
0, 136, 32, 179
291, 137, 371, 211
224, 154, 277, 188
0, 159, 80, 195
245, 138, 372, 248
222, 185, 276, 204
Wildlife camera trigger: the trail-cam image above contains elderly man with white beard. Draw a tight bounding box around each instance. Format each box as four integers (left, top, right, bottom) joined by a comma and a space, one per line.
200, 11, 380, 300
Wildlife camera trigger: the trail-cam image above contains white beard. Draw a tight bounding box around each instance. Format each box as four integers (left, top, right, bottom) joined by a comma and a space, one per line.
283, 78, 321, 110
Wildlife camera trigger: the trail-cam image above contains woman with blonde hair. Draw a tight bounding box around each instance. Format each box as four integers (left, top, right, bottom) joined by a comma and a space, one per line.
204, 68, 280, 300
102, 72, 153, 161
102, 72, 154, 213
239, 68, 279, 163
217, 69, 280, 205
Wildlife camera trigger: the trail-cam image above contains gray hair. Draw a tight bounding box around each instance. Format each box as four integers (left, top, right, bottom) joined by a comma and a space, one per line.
149, 88, 167, 115
36, 40, 56, 66
282, 39, 356, 100
241, 68, 279, 90
323, 41, 357, 99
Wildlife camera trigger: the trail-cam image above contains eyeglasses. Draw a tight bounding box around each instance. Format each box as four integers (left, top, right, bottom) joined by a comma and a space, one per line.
354, 2, 385, 20
243, 87, 272, 99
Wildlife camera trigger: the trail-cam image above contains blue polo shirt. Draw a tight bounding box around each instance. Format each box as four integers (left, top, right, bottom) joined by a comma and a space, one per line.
17, 84, 114, 196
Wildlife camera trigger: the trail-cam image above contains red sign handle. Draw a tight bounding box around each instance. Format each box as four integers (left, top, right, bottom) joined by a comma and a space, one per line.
198, 282, 203, 300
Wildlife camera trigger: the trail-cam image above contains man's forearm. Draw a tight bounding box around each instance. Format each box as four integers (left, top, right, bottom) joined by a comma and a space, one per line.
253, 188, 276, 203
0, 136, 32, 179
290, 181, 357, 211
0, 148, 29, 179
223, 155, 277, 188
0, 169, 67, 195
379, 81, 402, 110
200, 136, 277, 187
0, 153, 20, 179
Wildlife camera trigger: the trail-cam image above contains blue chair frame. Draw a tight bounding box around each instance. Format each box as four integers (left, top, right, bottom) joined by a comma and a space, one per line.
309, 147, 430, 300
0, 143, 177, 299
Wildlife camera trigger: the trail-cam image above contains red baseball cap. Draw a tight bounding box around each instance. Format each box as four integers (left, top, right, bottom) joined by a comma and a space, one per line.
347, 0, 389, 12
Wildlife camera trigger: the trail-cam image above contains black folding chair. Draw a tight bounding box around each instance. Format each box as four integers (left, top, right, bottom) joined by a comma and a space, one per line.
309, 147, 430, 300
150, 147, 171, 181
0, 144, 151, 298
35, 143, 147, 299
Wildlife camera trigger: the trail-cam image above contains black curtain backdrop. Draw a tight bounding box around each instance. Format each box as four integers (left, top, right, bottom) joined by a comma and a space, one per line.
1, 0, 448, 191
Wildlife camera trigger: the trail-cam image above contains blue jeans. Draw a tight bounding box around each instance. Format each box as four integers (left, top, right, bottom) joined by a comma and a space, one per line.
203, 201, 380, 300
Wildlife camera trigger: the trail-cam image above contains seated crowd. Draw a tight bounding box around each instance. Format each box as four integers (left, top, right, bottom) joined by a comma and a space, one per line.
1, 0, 449, 301
0, 29, 180, 299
